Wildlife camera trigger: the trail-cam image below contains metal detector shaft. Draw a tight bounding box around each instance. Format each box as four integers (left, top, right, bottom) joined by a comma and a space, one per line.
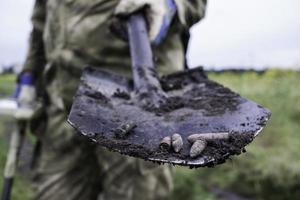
1, 121, 26, 200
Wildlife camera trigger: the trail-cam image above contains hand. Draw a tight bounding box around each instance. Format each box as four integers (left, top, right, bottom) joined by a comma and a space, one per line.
14, 72, 38, 120
115, 0, 177, 44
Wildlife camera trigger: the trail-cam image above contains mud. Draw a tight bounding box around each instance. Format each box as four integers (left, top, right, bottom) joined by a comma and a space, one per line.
68, 66, 271, 167
87, 131, 253, 168
153, 81, 239, 116
112, 89, 131, 100
133, 67, 239, 116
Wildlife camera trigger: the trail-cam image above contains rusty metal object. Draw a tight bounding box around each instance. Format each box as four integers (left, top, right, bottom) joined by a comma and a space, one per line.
172, 134, 183, 153
190, 140, 207, 158
159, 136, 171, 151
187, 132, 230, 144
114, 122, 137, 139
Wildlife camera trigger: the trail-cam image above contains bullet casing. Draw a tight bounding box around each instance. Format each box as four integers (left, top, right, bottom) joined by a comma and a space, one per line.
190, 139, 207, 158
187, 132, 229, 143
159, 136, 171, 150
114, 122, 137, 139
172, 133, 183, 153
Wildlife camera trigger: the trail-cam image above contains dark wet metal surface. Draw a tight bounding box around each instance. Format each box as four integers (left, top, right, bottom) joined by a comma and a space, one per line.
68, 66, 271, 167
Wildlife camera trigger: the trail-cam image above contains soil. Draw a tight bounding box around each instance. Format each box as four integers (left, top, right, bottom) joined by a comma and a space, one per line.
68, 66, 271, 167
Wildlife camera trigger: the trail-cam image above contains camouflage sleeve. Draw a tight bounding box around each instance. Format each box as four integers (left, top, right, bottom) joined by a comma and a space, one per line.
22, 0, 47, 77
173, 0, 207, 28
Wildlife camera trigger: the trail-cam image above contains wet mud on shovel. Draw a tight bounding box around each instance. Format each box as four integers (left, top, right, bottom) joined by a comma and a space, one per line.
68, 14, 271, 168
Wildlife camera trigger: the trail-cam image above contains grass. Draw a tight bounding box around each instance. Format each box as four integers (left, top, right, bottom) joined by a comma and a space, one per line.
1, 70, 300, 200
0, 74, 16, 97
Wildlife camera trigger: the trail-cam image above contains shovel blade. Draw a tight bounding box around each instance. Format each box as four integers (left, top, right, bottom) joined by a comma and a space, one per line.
68, 66, 270, 167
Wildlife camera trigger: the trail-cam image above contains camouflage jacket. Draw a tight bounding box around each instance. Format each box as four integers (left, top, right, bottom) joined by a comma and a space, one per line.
23, 0, 207, 109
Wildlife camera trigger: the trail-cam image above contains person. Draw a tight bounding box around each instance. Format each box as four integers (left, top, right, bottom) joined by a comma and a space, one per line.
16, 0, 207, 199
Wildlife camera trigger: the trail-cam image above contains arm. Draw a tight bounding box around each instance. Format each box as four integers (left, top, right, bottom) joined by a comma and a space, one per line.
174, 0, 207, 28
22, 0, 47, 78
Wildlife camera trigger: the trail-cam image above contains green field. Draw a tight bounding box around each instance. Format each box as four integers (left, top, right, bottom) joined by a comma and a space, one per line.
0, 74, 15, 96
0, 70, 300, 200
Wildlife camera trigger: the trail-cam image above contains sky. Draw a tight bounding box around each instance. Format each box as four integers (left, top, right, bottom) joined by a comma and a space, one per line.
0, 0, 300, 70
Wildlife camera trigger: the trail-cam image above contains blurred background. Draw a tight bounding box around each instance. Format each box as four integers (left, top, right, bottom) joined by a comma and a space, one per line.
0, 0, 300, 199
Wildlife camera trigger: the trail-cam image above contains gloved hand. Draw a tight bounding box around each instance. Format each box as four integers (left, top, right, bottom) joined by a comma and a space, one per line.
13, 72, 38, 120
115, 0, 177, 45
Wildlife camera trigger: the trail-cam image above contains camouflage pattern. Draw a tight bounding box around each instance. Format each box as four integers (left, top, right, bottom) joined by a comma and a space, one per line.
23, 0, 207, 199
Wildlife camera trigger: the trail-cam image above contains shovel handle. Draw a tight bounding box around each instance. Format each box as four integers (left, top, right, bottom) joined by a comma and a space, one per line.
127, 14, 160, 91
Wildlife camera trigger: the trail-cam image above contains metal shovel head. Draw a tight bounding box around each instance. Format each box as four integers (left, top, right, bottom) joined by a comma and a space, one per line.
68, 66, 270, 167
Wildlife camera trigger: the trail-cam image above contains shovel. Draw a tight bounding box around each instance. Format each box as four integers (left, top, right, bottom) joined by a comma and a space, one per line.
68, 14, 271, 167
